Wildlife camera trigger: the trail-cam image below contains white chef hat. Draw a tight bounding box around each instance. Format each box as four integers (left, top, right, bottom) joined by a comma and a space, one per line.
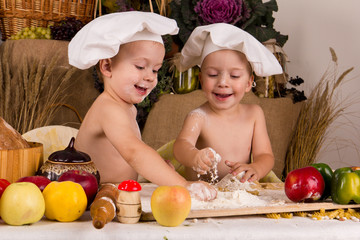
176, 23, 283, 77
68, 11, 179, 69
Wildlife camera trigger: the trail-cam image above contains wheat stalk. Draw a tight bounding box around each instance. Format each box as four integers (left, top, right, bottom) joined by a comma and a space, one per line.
149, 0, 171, 16
284, 48, 355, 175
0, 42, 76, 134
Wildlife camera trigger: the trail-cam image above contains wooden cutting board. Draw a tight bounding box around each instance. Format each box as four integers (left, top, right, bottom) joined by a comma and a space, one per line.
139, 183, 360, 221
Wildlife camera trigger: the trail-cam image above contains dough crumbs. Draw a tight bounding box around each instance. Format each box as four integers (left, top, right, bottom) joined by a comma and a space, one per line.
191, 174, 286, 210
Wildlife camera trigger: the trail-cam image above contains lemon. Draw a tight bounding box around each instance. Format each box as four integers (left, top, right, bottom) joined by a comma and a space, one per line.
43, 181, 87, 222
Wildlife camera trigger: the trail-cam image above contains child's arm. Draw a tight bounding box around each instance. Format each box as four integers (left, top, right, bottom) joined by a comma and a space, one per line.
226, 105, 274, 182
174, 111, 218, 175
101, 104, 217, 200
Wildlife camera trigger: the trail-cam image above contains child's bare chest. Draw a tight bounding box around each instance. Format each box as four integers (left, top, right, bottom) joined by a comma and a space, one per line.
198, 117, 254, 152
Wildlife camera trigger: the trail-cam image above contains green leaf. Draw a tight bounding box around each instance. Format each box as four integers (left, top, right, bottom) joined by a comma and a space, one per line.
245, 25, 278, 43
241, 14, 258, 29
246, 0, 267, 17
263, 0, 278, 12
275, 33, 288, 47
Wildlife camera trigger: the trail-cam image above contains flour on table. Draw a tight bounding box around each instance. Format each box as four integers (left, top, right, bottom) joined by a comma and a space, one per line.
191, 173, 286, 210
216, 172, 260, 192
140, 179, 287, 213
191, 188, 285, 210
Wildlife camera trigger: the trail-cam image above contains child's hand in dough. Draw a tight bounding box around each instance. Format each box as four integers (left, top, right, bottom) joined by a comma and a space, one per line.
192, 148, 221, 175
225, 160, 259, 182
186, 181, 217, 201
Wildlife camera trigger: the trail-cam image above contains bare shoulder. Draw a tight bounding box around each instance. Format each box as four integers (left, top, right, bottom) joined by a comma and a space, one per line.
241, 103, 265, 119
89, 94, 131, 120
187, 103, 208, 120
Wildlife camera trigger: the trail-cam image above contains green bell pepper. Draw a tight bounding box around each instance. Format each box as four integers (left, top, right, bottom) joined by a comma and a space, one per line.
311, 163, 334, 200
331, 167, 360, 204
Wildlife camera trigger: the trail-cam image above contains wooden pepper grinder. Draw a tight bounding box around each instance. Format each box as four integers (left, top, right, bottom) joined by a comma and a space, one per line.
116, 180, 142, 224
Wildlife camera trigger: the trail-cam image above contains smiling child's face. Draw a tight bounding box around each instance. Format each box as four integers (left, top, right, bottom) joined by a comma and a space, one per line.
104, 40, 165, 104
199, 49, 254, 111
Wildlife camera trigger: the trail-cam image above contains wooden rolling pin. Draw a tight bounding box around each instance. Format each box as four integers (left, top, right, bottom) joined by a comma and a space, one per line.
90, 183, 119, 229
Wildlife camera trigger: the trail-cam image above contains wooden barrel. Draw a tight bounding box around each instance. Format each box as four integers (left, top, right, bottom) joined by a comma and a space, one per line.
116, 191, 142, 224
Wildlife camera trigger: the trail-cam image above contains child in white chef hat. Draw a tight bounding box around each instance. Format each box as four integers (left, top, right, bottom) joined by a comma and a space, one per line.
173, 23, 283, 183
68, 11, 217, 201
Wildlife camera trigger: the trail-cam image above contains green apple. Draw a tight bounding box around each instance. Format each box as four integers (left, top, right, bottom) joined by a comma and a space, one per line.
0, 182, 45, 225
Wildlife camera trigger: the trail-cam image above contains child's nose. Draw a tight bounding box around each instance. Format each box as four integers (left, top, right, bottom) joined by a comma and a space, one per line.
217, 73, 229, 87
144, 70, 157, 82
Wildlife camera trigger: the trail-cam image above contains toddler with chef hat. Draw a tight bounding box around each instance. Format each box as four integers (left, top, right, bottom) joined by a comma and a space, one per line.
173, 23, 283, 183
68, 11, 217, 201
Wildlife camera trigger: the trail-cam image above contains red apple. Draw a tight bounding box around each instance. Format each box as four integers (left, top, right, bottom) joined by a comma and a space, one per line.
285, 166, 325, 202
0, 179, 11, 198
58, 170, 98, 207
16, 175, 51, 192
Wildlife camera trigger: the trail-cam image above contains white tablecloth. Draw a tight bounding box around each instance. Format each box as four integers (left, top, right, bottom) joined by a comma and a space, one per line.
1, 211, 360, 240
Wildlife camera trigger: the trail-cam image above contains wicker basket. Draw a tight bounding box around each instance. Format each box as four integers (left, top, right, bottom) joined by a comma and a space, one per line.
0, 0, 97, 40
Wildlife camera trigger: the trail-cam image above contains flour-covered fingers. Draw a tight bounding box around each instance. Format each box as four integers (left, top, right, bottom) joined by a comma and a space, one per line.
236, 168, 259, 182
205, 148, 221, 167
241, 169, 257, 182
193, 148, 217, 174
226, 161, 246, 176
192, 166, 207, 175
186, 181, 217, 201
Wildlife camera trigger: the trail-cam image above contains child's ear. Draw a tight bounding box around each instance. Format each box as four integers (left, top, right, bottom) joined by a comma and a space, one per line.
99, 59, 112, 78
245, 74, 255, 92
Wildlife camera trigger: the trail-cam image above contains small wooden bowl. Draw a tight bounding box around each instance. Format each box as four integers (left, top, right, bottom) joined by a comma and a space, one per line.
0, 142, 44, 183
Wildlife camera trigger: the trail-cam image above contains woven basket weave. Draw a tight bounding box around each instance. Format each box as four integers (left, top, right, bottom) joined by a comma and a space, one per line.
0, 0, 97, 40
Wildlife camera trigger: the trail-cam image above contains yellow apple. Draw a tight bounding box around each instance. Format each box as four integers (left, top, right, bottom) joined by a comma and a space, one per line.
0, 182, 45, 226
150, 185, 191, 227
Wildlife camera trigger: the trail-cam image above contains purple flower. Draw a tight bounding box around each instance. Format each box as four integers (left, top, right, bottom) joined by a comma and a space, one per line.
194, 0, 250, 25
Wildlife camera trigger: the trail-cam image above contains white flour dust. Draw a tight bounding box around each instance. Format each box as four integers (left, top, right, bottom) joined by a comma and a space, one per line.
208, 148, 221, 184
194, 147, 221, 184
191, 173, 286, 210
140, 183, 287, 213
187, 182, 217, 201
191, 188, 285, 210
189, 108, 207, 132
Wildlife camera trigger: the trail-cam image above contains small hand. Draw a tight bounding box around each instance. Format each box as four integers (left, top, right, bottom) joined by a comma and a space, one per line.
192, 148, 221, 175
225, 160, 259, 182
186, 181, 217, 201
